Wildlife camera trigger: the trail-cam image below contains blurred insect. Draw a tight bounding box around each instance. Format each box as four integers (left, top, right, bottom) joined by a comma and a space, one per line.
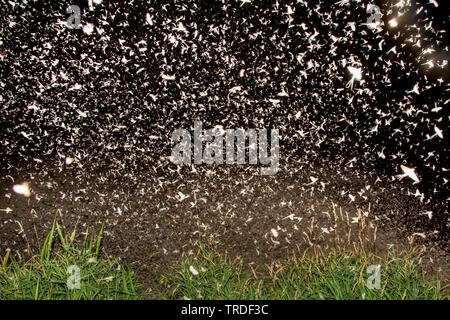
396, 165, 420, 184
346, 66, 362, 90
12, 182, 31, 197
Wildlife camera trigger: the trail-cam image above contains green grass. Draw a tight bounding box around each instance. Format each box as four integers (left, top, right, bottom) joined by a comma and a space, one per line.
0, 211, 140, 300
161, 244, 448, 300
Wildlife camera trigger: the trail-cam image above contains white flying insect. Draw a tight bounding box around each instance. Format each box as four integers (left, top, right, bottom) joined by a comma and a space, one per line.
397, 165, 420, 184
69, 83, 82, 91
13, 182, 31, 197
65, 157, 74, 165
176, 22, 188, 33
177, 192, 189, 202
285, 5, 294, 15
433, 126, 443, 139
189, 266, 199, 276
426, 126, 444, 140
271, 228, 279, 238
346, 66, 362, 90
305, 176, 318, 185
146, 13, 154, 25
428, 0, 438, 7
420, 211, 433, 220
161, 73, 176, 80
83, 23, 94, 35
240, 0, 252, 6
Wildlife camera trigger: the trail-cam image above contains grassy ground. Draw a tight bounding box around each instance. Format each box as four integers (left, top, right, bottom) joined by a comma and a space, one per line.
162, 244, 448, 300
0, 212, 138, 300
1, 211, 448, 300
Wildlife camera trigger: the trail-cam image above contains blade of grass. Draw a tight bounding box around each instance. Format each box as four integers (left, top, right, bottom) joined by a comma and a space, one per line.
95, 224, 104, 258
